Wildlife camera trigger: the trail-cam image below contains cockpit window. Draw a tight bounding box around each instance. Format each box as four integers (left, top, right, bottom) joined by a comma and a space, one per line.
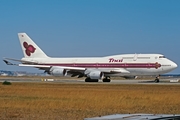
159, 56, 166, 58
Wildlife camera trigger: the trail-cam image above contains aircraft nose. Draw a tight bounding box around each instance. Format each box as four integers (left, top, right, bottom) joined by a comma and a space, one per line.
171, 62, 178, 69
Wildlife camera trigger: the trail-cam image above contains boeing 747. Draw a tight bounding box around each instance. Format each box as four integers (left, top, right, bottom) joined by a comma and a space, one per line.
3, 33, 178, 82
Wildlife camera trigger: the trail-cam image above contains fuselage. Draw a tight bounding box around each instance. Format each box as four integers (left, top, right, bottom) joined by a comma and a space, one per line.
22, 54, 177, 76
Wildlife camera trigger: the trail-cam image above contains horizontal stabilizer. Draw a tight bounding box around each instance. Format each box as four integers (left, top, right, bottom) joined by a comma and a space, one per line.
3, 57, 38, 64
3, 60, 15, 65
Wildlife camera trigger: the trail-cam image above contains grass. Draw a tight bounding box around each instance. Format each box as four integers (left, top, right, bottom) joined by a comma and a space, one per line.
0, 83, 179, 120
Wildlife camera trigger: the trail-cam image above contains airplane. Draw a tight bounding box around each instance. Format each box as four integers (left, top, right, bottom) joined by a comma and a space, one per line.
3, 33, 178, 83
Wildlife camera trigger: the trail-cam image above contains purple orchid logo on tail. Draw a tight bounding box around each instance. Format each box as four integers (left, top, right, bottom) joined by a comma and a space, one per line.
23, 42, 36, 56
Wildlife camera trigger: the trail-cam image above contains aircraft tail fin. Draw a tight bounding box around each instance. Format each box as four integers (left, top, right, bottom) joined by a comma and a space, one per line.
18, 33, 48, 58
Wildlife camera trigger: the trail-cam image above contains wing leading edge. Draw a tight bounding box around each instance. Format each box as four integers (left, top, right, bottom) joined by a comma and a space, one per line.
3, 58, 129, 76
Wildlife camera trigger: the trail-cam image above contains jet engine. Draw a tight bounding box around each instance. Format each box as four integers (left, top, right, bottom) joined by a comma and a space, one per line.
88, 71, 104, 79
49, 67, 67, 76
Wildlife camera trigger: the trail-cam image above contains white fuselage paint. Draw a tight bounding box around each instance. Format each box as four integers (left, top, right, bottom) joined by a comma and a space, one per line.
22, 54, 177, 76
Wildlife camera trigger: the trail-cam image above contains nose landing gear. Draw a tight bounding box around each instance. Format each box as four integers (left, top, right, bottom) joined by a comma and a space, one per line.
154, 76, 160, 83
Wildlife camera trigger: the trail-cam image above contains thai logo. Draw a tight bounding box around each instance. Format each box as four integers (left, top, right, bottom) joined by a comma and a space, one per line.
23, 42, 36, 56
109, 58, 123, 63
155, 62, 161, 69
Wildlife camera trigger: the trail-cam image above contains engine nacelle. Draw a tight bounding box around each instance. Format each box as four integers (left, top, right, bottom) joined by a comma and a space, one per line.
49, 67, 67, 76
88, 71, 104, 79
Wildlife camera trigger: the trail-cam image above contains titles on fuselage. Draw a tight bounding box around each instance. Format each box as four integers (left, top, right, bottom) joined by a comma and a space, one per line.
109, 58, 123, 63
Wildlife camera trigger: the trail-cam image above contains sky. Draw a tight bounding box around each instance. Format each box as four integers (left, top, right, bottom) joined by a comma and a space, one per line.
0, 0, 180, 73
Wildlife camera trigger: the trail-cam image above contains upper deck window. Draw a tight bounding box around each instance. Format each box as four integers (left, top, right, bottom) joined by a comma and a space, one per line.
159, 56, 166, 58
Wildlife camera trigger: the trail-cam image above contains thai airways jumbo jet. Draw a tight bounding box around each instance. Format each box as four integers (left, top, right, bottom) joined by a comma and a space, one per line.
3, 33, 178, 82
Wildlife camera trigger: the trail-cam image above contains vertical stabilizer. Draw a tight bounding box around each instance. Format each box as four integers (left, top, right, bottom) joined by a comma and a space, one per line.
18, 33, 48, 58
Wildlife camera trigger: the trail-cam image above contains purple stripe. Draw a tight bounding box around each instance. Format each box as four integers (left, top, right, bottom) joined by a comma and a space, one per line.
36, 63, 161, 69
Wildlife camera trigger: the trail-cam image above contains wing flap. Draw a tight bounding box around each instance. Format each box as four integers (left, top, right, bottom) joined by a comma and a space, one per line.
101, 68, 130, 74
19, 64, 50, 68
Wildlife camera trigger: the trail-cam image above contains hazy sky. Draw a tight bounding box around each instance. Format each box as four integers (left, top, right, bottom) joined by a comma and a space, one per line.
0, 0, 180, 73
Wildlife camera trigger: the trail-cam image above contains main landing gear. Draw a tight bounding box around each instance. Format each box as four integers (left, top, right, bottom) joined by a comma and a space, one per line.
102, 77, 111, 82
85, 77, 99, 82
85, 77, 111, 82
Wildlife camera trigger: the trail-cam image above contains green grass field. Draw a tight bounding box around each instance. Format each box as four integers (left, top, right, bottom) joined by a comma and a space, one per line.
0, 82, 180, 120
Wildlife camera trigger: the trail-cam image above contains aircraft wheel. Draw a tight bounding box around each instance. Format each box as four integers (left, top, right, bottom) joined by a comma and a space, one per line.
102, 78, 111, 82
85, 77, 90, 82
85, 78, 98, 82
93, 79, 99, 82
154, 78, 159, 83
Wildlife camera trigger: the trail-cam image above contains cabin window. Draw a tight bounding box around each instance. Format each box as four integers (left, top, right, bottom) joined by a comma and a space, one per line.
159, 56, 166, 58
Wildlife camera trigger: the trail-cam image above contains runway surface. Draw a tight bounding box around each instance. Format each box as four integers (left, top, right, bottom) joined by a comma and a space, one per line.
0, 77, 180, 85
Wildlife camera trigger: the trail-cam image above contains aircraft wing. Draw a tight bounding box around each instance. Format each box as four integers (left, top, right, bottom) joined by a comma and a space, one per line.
3, 58, 130, 77
18, 64, 85, 70
101, 68, 130, 74
18, 64, 86, 77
